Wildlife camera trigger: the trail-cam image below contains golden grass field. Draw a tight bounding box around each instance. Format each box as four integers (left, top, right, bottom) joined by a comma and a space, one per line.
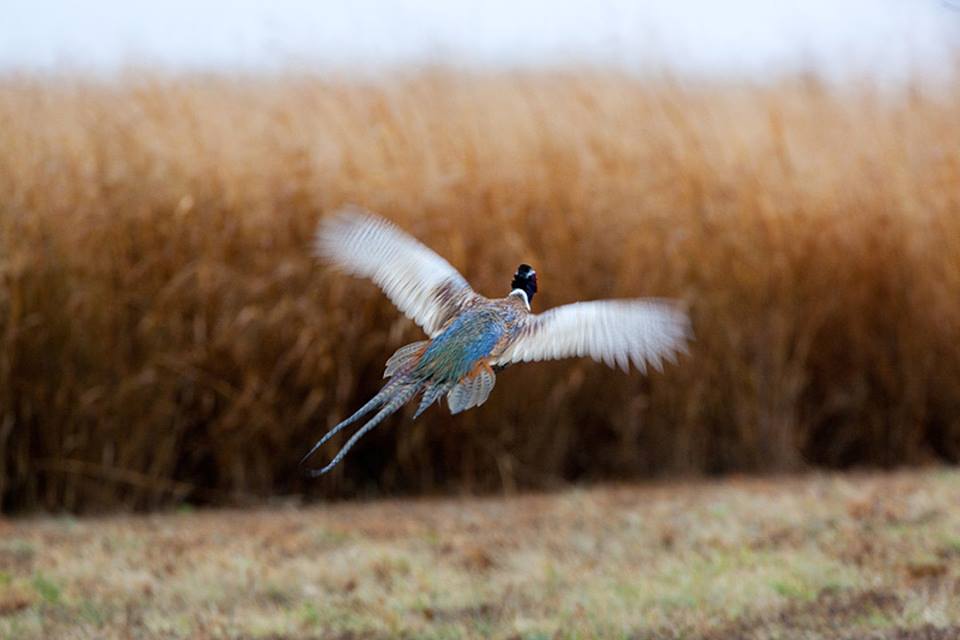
0, 469, 958, 638
2, 71, 960, 511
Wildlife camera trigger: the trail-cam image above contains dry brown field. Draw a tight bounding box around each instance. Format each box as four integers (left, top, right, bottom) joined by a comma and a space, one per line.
2, 72, 959, 510
1, 469, 959, 638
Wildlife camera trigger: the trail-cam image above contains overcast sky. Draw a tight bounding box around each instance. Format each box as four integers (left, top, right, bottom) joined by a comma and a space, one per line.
3, 1, 959, 80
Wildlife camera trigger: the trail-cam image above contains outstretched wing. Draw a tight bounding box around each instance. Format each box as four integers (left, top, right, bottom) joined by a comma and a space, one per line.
494, 300, 690, 372
315, 206, 479, 337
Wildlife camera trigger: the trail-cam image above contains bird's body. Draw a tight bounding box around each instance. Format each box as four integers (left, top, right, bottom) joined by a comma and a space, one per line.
416, 303, 512, 382
302, 207, 690, 475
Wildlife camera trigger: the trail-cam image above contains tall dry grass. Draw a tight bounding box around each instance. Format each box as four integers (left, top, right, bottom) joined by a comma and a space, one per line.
1, 72, 959, 511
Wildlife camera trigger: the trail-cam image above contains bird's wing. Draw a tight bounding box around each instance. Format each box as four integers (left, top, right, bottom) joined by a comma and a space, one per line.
493, 299, 690, 372
315, 206, 478, 337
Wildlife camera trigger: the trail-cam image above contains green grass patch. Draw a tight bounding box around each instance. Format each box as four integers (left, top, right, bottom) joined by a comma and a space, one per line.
771, 579, 817, 601
31, 574, 61, 605
79, 600, 106, 626
299, 602, 322, 627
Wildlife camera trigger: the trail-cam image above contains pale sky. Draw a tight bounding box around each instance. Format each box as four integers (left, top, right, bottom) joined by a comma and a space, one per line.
2, 0, 959, 80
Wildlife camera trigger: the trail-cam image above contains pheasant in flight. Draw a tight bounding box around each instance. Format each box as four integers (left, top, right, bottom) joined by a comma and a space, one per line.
302, 207, 690, 475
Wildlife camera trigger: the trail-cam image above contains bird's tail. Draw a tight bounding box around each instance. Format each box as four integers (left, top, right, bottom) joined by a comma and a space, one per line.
300, 377, 422, 476
413, 381, 454, 420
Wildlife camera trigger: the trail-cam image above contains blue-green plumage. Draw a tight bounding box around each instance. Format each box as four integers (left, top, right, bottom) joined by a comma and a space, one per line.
415, 308, 505, 381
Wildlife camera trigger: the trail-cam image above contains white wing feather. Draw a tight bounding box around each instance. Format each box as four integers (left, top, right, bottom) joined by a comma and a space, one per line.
494, 300, 690, 372
315, 207, 477, 337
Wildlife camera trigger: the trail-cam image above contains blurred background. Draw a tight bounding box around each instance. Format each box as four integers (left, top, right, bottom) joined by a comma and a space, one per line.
3, 0, 960, 513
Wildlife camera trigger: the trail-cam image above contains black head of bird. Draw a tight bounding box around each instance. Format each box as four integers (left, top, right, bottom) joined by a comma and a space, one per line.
511, 264, 537, 305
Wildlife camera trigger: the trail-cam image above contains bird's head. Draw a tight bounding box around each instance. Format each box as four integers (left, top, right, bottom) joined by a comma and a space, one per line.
510, 264, 537, 307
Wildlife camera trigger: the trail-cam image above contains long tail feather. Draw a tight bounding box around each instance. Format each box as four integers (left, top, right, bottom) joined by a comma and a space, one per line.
303, 381, 421, 476
413, 382, 452, 420
299, 379, 399, 468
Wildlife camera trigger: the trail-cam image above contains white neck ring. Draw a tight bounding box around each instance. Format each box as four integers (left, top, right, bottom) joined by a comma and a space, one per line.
509, 289, 531, 310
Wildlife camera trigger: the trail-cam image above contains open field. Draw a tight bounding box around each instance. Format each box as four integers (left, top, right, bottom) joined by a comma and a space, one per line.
0, 469, 958, 638
2, 72, 960, 511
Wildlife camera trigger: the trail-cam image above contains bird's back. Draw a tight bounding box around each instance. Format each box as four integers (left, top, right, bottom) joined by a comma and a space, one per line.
414, 305, 507, 382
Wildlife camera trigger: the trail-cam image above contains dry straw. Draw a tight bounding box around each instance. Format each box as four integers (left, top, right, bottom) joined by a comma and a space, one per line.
1, 72, 958, 511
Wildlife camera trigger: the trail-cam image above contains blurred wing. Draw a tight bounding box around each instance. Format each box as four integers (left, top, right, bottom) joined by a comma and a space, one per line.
494, 300, 690, 372
316, 206, 478, 337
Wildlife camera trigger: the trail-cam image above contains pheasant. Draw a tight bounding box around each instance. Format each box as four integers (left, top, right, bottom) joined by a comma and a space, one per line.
301, 206, 690, 475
